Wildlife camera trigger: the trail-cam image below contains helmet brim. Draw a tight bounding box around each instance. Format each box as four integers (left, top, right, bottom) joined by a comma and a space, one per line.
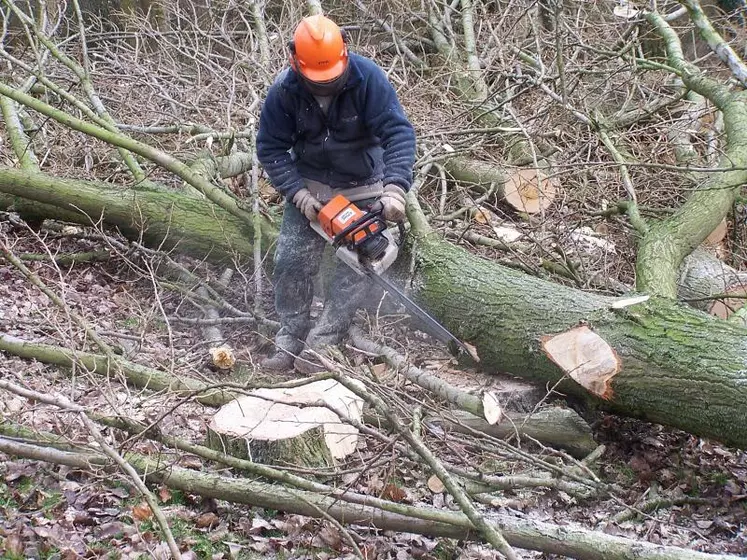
300, 58, 348, 83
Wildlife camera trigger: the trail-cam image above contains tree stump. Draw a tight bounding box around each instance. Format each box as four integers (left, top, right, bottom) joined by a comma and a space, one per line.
207, 379, 364, 469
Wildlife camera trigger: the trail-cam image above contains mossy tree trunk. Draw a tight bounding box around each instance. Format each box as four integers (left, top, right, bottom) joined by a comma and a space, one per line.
635, 11, 747, 298
0, 167, 276, 264
403, 232, 747, 449
3, 168, 747, 448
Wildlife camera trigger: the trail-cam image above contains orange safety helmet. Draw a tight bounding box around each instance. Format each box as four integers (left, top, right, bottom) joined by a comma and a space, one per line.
289, 14, 348, 83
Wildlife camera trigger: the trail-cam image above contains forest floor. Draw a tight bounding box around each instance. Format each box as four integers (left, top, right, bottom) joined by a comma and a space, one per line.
1, 219, 745, 560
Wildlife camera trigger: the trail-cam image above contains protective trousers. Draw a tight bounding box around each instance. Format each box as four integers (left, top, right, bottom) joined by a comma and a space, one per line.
271, 199, 376, 356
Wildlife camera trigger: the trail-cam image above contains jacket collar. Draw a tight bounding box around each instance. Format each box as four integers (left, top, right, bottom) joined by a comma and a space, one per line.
281, 52, 364, 95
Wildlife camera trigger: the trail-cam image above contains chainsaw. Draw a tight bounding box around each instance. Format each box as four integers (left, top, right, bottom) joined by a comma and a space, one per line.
310, 194, 474, 358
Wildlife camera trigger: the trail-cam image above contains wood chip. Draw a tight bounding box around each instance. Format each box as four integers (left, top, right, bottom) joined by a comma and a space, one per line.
610, 295, 650, 309
482, 391, 503, 425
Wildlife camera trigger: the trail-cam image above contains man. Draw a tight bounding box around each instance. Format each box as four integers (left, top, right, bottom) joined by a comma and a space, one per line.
256, 13, 416, 374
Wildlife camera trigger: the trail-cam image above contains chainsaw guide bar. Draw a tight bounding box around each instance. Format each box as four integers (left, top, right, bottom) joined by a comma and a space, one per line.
311, 194, 477, 361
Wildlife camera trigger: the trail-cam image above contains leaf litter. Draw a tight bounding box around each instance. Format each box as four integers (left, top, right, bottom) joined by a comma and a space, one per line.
0, 208, 746, 559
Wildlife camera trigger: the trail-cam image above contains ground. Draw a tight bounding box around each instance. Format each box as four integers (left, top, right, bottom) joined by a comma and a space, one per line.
0, 221, 745, 559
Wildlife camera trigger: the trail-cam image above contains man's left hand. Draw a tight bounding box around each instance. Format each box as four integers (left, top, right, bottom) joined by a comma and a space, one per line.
379, 184, 407, 222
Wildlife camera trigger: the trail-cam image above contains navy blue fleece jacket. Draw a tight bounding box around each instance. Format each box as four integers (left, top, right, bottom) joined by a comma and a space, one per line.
256, 53, 416, 200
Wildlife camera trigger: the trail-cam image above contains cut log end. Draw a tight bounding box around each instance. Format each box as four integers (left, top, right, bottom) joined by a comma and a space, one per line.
541, 326, 620, 400
503, 169, 558, 214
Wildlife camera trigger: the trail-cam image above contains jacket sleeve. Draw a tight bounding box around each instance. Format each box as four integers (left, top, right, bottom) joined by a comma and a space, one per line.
360, 63, 417, 192
256, 81, 306, 200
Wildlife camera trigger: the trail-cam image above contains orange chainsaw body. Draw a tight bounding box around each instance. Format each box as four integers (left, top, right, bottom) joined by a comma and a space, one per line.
311, 194, 398, 276
317, 194, 382, 245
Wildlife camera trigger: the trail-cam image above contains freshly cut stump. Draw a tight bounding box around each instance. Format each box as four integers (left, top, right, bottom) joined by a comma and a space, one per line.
207, 379, 364, 468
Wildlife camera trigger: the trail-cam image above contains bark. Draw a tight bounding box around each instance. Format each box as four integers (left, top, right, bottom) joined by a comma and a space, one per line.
400, 226, 747, 449
678, 247, 747, 317
0, 436, 740, 560
206, 424, 334, 468
0, 334, 235, 407
636, 12, 747, 297
426, 408, 598, 459
0, 167, 276, 264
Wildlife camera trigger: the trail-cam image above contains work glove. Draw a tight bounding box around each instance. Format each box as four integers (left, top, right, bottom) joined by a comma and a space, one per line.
378, 184, 407, 223
292, 188, 323, 222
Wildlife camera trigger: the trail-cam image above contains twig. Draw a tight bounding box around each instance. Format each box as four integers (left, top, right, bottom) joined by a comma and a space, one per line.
330, 373, 518, 559
612, 495, 712, 523
354, 1, 425, 68
0, 94, 40, 170
306, 0, 323, 16
0, 240, 114, 355
0, 82, 255, 230
0, 380, 182, 559
432, 181, 498, 221
349, 327, 490, 421
297, 496, 365, 559
595, 126, 648, 235
677, 0, 747, 87
0, 430, 739, 560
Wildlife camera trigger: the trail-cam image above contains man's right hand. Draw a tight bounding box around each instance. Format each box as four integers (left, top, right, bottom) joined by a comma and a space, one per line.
292, 188, 323, 221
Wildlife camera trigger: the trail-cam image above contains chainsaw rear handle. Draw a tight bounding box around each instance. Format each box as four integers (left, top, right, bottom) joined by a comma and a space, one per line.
367, 201, 406, 247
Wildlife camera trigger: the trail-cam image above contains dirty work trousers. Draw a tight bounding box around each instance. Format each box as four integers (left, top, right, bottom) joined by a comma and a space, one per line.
271, 199, 376, 356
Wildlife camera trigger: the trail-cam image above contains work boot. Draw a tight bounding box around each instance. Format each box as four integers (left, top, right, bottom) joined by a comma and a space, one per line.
260, 350, 296, 371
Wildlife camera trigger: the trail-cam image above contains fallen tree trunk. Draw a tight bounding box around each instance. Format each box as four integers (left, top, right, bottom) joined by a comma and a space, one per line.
635, 12, 747, 297
0, 436, 740, 560
3, 178, 747, 449
425, 408, 598, 459
401, 223, 747, 449
0, 334, 235, 407
0, 167, 276, 264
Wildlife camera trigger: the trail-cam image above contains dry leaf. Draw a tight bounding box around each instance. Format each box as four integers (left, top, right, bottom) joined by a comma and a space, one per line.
132, 502, 153, 521
381, 483, 407, 502
196, 512, 220, 529
158, 486, 172, 503
2, 534, 24, 556
427, 475, 445, 494
318, 524, 343, 549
